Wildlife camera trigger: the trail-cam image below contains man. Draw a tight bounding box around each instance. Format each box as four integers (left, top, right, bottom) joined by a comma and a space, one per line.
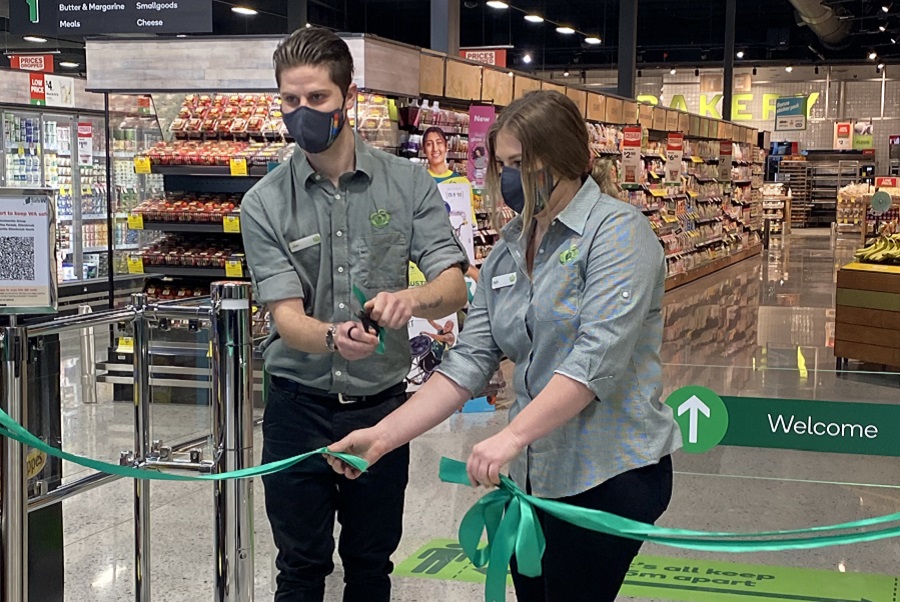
241, 27, 468, 602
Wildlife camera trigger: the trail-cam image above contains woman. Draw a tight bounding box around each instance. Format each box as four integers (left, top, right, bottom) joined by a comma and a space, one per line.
423, 126, 468, 185
329, 90, 680, 601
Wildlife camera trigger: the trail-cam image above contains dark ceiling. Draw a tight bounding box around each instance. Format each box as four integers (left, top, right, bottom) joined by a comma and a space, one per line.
0, 0, 898, 75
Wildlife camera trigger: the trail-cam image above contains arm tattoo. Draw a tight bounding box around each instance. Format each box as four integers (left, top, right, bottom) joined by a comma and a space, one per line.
418, 295, 444, 311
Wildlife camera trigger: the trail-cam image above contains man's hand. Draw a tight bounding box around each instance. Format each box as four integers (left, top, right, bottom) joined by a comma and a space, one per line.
466, 428, 526, 488
326, 427, 392, 479
365, 291, 415, 330
334, 321, 379, 361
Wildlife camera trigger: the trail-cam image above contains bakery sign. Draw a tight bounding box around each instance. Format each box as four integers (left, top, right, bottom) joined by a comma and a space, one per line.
10, 54, 54, 73
460, 48, 507, 68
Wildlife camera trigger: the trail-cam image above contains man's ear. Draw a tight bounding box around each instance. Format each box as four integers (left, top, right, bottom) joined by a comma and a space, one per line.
345, 83, 359, 113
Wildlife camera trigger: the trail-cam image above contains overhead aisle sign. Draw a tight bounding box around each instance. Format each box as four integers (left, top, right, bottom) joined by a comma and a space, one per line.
774, 96, 807, 131
10, 1, 213, 35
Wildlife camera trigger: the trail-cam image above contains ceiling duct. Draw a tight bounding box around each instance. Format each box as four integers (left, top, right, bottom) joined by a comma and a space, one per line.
787, 0, 852, 49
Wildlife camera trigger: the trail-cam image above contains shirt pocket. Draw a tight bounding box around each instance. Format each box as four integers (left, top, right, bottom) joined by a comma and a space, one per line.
535, 264, 583, 322
354, 231, 409, 290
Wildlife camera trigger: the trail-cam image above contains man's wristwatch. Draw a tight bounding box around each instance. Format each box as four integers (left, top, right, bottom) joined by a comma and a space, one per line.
325, 324, 338, 353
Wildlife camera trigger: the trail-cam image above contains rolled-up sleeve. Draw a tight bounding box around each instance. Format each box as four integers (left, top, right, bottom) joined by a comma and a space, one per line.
435, 266, 503, 394
241, 194, 306, 304
409, 168, 469, 281
554, 208, 664, 401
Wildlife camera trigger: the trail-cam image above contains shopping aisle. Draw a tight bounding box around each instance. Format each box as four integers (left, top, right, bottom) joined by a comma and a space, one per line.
56, 231, 900, 602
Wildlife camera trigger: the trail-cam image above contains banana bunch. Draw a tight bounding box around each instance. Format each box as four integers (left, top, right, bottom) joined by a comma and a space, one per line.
854, 234, 900, 264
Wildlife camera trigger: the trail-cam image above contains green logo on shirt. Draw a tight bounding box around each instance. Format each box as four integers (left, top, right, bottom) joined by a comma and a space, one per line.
559, 244, 579, 265
370, 209, 391, 228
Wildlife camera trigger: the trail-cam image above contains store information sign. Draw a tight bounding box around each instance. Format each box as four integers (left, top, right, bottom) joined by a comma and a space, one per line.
44, 75, 75, 108
664, 133, 684, 183
717, 141, 733, 182
834, 122, 853, 150
468, 105, 495, 191
853, 121, 875, 150
77, 123, 93, 167
459, 49, 507, 68
10, 54, 54, 73
621, 126, 642, 184
875, 176, 898, 188
29, 73, 46, 105
10, 0, 213, 35
774, 96, 807, 131
0, 193, 57, 314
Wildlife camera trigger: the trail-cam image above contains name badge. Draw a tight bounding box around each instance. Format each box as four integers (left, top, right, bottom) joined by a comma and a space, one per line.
492, 272, 517, 289
288, 233, 322, 253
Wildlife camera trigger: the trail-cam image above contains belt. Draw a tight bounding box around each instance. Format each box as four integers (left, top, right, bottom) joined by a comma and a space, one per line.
270, 376, 407, 407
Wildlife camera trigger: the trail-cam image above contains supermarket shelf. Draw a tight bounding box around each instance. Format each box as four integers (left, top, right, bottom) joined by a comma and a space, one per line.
136, 221, 242, 234
117, 243, 140, 250
150, 165, 267, 178
665, 245, 761, 292
142, 265, 247, 278
59, 214, 110, 222
732, 180, 752, 185
82, 246, 111, 253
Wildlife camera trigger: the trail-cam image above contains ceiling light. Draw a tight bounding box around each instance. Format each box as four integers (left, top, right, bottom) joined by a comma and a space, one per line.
231, 6, 257, 15
306, 22, 312, 27
59, 61, 80, 68
879, 24, 887, 32
176, 34, 187, 38
524, 14, 544, 23
736, 50, 745, 58
556, 26, 576, 34
486, 1, 508, 8
878, 62, 885, 69
585, 37, 602, 45
522, 53, 532, 64
24, 36, 47, 43
563, 69, 570, 77
869, 50, 878, 59
670, 68, 677, 75
785, 65, 793, 72
883, 4, 891, 12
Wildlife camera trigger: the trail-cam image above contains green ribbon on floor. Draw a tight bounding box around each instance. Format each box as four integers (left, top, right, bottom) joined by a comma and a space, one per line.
439, 458, 900, 602
0, 408, 367, 481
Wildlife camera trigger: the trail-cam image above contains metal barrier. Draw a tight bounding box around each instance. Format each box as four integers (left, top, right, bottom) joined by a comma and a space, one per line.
0, 281, 256, 602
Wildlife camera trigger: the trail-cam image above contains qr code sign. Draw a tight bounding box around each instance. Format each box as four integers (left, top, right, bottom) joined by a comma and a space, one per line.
0, 237, 35, 281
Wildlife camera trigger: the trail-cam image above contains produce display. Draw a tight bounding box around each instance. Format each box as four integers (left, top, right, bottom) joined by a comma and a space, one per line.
854, 228, 900, 264
132, 192, 241, 223
169, 93, 284, 138
145, 140, 292, 166
138, 234, 244, 269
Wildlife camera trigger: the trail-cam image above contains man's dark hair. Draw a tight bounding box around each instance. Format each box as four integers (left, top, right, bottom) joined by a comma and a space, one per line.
274, 27, 354, 97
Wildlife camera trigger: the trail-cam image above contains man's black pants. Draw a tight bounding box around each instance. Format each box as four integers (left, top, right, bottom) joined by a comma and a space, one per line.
262, 376, 410, 602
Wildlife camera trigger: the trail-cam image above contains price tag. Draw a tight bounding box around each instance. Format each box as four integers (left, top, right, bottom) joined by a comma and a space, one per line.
134, 156, 151, 174
18, 147, 24, 156
225, 259, 243, 278
223, 215, 241, 233
649, 188, 667, 198
117, 336, 134, 354
230, 158, 248, 177
207, 341, 213, 358
128, 213, 144, 230
690, 156, 703, 164
127, 256, 145, 274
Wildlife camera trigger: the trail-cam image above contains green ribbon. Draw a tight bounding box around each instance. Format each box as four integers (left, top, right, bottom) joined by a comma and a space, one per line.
439, 458, 900, 602
0, 408, 367, 482
352, 285, 386, 355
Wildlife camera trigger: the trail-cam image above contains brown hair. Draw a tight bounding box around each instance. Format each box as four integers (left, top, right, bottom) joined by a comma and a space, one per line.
485, 90, 599, 230
273, 27, 354, 97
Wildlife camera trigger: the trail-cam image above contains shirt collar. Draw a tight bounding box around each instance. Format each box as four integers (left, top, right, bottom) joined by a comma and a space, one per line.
292, 130, 375, 185
501, 176, 599, 241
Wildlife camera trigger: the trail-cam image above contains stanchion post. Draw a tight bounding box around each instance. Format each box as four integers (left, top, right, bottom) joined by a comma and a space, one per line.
79, 304, 98, 405
210, 282, 255, 602
132, 294, 152, 602
1, 322, 29, 602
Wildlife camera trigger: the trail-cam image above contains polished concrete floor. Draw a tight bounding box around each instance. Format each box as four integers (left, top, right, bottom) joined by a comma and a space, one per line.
45, 229, 900, 601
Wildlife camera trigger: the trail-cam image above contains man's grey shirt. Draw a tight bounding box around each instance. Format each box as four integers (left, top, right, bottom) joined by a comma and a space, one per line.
436, 177, 681, 498
242, 133, 468, 396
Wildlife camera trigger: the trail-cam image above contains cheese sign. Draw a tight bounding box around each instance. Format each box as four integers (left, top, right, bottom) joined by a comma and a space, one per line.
621, 126, 642, 185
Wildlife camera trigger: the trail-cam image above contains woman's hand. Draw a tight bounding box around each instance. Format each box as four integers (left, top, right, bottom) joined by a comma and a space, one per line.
466, 428, 526, 488
326, 428, 392, 479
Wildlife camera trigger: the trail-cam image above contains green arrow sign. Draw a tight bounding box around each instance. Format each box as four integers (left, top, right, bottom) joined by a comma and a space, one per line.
665, 386, 729, 453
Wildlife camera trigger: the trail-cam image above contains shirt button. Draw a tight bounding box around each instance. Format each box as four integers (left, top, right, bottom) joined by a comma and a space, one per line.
335, 194, 341, 200
622, 291, 631, 299
336, 231, 343, 237
337, 266, 345, 273
539, 248, 545, 254
335, 370, 343, 377
315, 175, 322, 181
339, 302, 346, 309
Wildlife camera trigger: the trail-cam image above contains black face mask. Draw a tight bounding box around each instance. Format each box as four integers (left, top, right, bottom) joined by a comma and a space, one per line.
499, 166, 557, 214
282, 102, 345, 154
